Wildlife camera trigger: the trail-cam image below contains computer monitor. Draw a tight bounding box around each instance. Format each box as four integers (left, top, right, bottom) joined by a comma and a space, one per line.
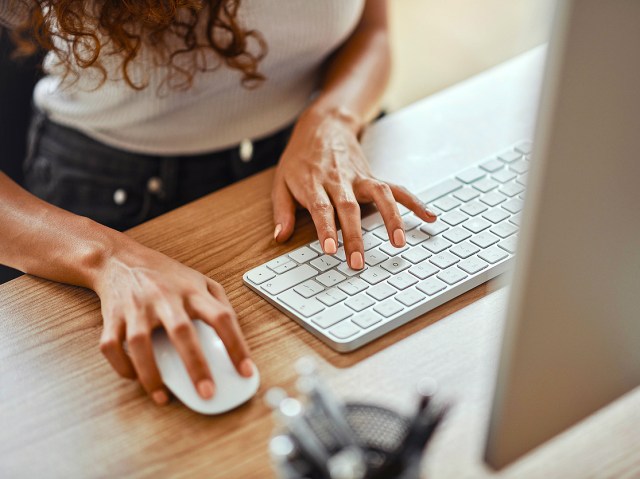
484, 0, 640, 469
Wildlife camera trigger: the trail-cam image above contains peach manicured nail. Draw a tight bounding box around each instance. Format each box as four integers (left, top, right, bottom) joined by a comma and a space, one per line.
273, 224, 282, 240
350, 251, 364, 270
152, 390, 169, 405
424, 207, 438, 217
393, 228, 406, 247
197, 379, 215, 399
323, 238, 337, 254
240, 358, 254, 377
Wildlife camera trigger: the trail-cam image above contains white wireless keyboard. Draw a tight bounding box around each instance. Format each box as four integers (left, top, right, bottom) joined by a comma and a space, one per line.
243, 141, 532, 352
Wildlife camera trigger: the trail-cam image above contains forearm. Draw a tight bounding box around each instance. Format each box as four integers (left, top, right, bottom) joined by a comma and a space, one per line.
308, 0, 391, 132
0, 172, 123, 289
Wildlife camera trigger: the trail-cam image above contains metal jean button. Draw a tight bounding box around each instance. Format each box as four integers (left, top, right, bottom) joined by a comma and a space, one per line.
147, 176, 163, 194
113, 188, 127, 205
239, 138, 254, 163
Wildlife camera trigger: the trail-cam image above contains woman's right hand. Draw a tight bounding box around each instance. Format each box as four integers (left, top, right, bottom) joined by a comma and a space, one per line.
93, 238, 253, 406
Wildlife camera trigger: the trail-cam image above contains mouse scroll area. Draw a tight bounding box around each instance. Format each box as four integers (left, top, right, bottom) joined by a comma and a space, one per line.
151, 320, 260, 415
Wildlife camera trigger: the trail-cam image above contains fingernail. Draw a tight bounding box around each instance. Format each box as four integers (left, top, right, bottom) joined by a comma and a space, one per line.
197, 379, 215, 399
424, 206, 438, 217
240, 358, 254, 378
393, 228, 406, 247
323, 238, 337, 254
350, 251, 364, 270
273, 224, 282, 240
152, 389, 169, 406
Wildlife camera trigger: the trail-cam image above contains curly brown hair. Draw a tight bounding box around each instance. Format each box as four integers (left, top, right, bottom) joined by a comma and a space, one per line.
9, 0, 267, 90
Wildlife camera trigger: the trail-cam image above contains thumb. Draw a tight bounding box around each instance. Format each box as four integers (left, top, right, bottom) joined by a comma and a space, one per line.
272, 178, 296, 242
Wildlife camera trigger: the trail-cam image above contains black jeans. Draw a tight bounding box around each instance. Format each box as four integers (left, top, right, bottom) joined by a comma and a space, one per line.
24, 108, 293, 231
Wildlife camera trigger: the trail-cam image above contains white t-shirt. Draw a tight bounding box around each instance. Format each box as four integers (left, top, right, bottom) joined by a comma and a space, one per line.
3, 1, 365, 155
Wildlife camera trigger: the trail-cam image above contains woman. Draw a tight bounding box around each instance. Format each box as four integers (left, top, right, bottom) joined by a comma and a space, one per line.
0, 0, 437, 406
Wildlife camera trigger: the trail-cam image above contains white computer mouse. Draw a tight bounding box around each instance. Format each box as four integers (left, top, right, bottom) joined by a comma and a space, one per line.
151, 320, 260, 414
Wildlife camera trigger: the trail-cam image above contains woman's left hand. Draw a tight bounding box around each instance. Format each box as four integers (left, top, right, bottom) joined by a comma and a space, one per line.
272, 106, 438, 270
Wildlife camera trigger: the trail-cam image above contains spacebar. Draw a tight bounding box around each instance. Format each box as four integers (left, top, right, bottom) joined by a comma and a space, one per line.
261, 264, 317, 296
418, 178, 463, 203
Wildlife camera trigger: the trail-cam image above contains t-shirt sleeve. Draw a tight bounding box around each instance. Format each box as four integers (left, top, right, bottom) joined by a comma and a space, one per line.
0, 0, 28, 28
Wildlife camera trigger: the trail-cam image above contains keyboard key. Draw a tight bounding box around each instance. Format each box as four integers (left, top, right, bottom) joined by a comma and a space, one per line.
279, 290, 325, 318
514, 140, 533, 155
381, 257, 412, 274
516, 173, 528, 186
430, 251, 460, 269
360, 266, 391, 285
395, 288, 426, 307
273, 260, 297, 274
388, 271, 418, 290
246, 266, 276, 285
405, 228, 430, 245
491, 222, 518, 239
458, 256, 489, 275
373, 299, 404, 318
403, 215, 423, 231
478, 245, 509, 264
423, 236, 452, 254
337, 262, 364, 277
463, 217, 492, 234
294, 280, 324, 298
312, 304, 352, 329
441, 210, 469, 226
364, 248, 389, 266
420, 221, 449, 236
352, 310, 383, 329
453, 187, 480, 202
473, 178, 499, 193
361, 212, 384, 231
379, 242, 409, 256
510, 159, 529, 175
433, 196, 461, 212
316, 270, 346, 287
509, 213, 522, 226
497, 150, 522, 163
309, 240, 325, 254
367, 282, 397, 301
316, 287, 348, 306
456, 166, 486, 184
498, 236, 519, 254
362, 233, 382, 251
329, 320, 360, 339
480, 191, 506, 207
345, 293, 375, 312
502, 198, 524, 214
267, 255, 293, 271
418, 178, 463, 203
402, 247, 431, 264
417, 277, 447, 296
499, 182, 525, 197
492, 169, 517, 183
262, 264, 317, 295
310, 255, 341, 272
437, 267, 468, 285
450, 241, 480, 259
460, 200, 488, 217
482, 208, 510, 224
372, 225, 389, 240
338, 277, 369, 295
289, 246, 318, 264
334, 246, 347, 262
442, 226, 472, 244
470, 231, 500, 249
480, 158, 504, 172
408, 261, 439, 280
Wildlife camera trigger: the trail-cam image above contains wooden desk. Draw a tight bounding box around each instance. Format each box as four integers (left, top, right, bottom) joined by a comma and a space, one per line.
2, 47, 639, 478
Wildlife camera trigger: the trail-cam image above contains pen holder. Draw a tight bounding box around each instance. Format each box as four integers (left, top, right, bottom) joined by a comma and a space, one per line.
268, 359, 448, 479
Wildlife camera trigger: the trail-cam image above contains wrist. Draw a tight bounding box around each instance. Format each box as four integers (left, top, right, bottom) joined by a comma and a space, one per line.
302, 98, 364, 136
72, 218, 123, 292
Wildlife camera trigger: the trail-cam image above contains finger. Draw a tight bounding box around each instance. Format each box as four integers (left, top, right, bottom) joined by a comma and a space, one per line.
305, 187, 338, 255
328, 186, 364, 270
100, 315, 136, 379
388, 183, 438, 223
125, 316, 169, 406
272, 177, 296, 243
187, 293, 254, 378
158, 300, 215, 400
357, 179, 406, 248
